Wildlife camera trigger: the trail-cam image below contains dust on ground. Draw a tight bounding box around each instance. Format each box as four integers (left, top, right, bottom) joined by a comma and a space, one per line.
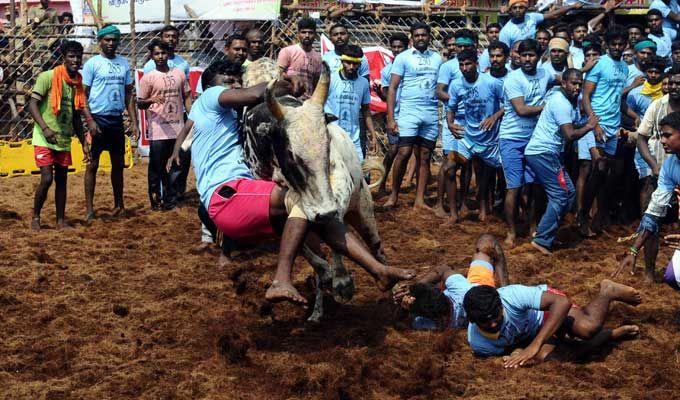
1, 165, 680, 399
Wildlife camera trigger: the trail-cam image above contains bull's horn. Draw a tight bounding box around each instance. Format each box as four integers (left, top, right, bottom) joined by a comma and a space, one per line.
309, 61, 331, 107
362, 158, 386, 191
265, 79, 286, 121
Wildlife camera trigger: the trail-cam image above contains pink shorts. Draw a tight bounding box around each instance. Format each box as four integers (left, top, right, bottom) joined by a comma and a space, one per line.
34, 146, 72, 168
208, 178, 277, 241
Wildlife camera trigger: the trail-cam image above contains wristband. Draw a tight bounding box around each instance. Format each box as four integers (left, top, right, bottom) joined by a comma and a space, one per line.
629, 246, 639, 257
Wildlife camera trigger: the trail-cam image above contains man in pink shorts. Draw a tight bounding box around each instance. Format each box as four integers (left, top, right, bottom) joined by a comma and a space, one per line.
169, 60, 415, 305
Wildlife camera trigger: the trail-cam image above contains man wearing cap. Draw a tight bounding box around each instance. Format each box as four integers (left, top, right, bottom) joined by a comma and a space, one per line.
499, 0, 582, 48
541, 38, 570, 86
627, 39, 658, 87
81, 25, 138, 221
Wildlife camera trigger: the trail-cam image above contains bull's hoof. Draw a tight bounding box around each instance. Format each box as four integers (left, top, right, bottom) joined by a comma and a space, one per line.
332, 273, 355, 303
306, 313, 323, 326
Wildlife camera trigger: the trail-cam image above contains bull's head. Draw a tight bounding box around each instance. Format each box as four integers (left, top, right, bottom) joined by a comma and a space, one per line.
265, 64, 340, 222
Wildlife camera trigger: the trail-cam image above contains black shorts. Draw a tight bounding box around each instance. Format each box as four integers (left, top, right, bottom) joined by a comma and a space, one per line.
397, 135, 436, 151
90, 114, 126, 156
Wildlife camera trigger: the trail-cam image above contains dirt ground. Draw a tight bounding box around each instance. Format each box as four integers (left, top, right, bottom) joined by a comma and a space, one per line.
2, 164, 680, 400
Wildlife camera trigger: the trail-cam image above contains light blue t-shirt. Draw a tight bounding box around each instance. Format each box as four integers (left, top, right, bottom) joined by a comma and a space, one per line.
627, 63, 644, 86
479, 48, 491, 72
658, 154, 680, 192
448, 72, 503, 146
188, 86, 253, 207
649, 28, 678, 58
143, 54, 191, 78
650, 0, 680, 29
81, 54, 133, 116
467, 284, 548, 357
525, 90, 577, 155
381, 62, 402, 114
322, 51, 370, 78
391, 48, 442, 109
626, 85, 654, 118
539, 61, 566, 83
584, 54, 628, 136
499, 67, 552, 141
570, 46, 585, 69
499, 13, 545, 48
324, 70, 371, 159
438, 57, 465, 121
443, 274, 474, 329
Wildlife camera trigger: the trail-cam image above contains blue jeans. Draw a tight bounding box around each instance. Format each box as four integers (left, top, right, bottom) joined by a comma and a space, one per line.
526, 152, 575, 249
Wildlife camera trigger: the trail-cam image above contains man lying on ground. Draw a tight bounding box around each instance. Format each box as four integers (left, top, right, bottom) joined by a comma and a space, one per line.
462, 279, 641, 368
394, 233, 509, 329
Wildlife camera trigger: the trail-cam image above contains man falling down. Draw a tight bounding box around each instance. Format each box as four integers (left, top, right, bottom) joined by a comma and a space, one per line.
394, 233, 509, 329
463, 279, 641, 368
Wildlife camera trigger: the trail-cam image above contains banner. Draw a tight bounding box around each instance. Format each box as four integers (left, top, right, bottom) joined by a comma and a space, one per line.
320, 34, 393, 114
94, 0, 281, 24
134, 67, 204, 156
341, 0, 425, 5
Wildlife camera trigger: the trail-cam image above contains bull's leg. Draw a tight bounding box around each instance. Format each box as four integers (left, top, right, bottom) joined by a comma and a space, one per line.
301, 243, 334, 289
345, 183, 386, 263
331, 251, 355, 302
307, 275, 325, 324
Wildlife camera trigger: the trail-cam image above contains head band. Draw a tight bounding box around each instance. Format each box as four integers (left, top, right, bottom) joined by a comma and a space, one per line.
508, 0, 528, 8
97, 25, 121, 40
548, 38, 570, 52
340, 55, 362, 64
455, 37, 475, 46
634, 40, 657, 52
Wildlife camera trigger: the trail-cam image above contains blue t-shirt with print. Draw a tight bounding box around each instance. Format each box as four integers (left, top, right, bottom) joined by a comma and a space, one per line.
324, 70, 371, 158
188, 86, 253, 207
447, 72, 503, 146
499, 67, 552, 141
525, 89, 578, 155
649, 28, 678, 58
585, 54, 628, 136
438, 57, 465, 122
499, 13, 545, 48
650, 0, 680, 30
381, 62, 402, 115
390, 48, 442, 109
467, 284, 548, 357
81, 54, 133, 115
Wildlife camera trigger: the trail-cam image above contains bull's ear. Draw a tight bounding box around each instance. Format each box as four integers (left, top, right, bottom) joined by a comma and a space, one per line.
324, 113, 339, 124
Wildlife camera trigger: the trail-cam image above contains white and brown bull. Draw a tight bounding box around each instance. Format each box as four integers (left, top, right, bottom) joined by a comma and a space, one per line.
242, 58, 386, 323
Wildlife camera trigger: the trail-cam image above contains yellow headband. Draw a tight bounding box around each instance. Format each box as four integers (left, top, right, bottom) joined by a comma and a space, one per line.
340, 55, 362, 64
508, 0, 528, 7
549, 38, 570, 52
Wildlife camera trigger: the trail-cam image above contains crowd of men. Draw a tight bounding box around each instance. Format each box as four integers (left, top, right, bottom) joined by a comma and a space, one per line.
24, 0, 680, 366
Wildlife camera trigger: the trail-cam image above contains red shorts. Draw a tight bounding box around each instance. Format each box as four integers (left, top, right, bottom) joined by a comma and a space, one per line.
542, 287, 580, 323
208, 178, 277, 241
34, 146, 72, 168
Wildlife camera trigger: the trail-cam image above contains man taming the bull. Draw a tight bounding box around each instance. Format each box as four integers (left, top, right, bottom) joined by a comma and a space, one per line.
169, 60, 414, 304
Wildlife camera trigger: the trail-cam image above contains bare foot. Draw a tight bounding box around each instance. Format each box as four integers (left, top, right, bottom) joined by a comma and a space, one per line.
85, 211, 95, 224
531, 241, 552, 255
504, 233, 516, 248
432, 204, 449, 218
374, 265, 415, 292
218, 253, 232, 268
374, 188, 390, 200
413, 201, 432, 212
479, 211, 487, 222
56, 220, 74, 230
578, 221, 596, 238
600, 279, 642, 306
644, 269, 655, 284
382, 195, 398, 209
265, 280, 308, 305
460, 204, 470, 219
31, 217, 41, 230
112, 207, 127, 218
440, 214, 459, 227
611, 324, 639, 340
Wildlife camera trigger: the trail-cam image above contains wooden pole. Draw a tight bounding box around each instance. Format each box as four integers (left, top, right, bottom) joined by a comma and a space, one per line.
19, 0, 27, 26
85, 0, 103, 29
9, 0, 16, 28
130, 0, 136, 68
97, 0, 102, 25
164, 0, 171, 25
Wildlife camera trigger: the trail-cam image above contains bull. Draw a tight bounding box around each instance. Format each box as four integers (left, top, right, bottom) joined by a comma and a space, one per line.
241, 58, 386, 323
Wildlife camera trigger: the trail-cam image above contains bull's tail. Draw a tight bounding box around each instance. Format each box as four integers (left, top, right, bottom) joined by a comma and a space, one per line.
361, 158, 385, 191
